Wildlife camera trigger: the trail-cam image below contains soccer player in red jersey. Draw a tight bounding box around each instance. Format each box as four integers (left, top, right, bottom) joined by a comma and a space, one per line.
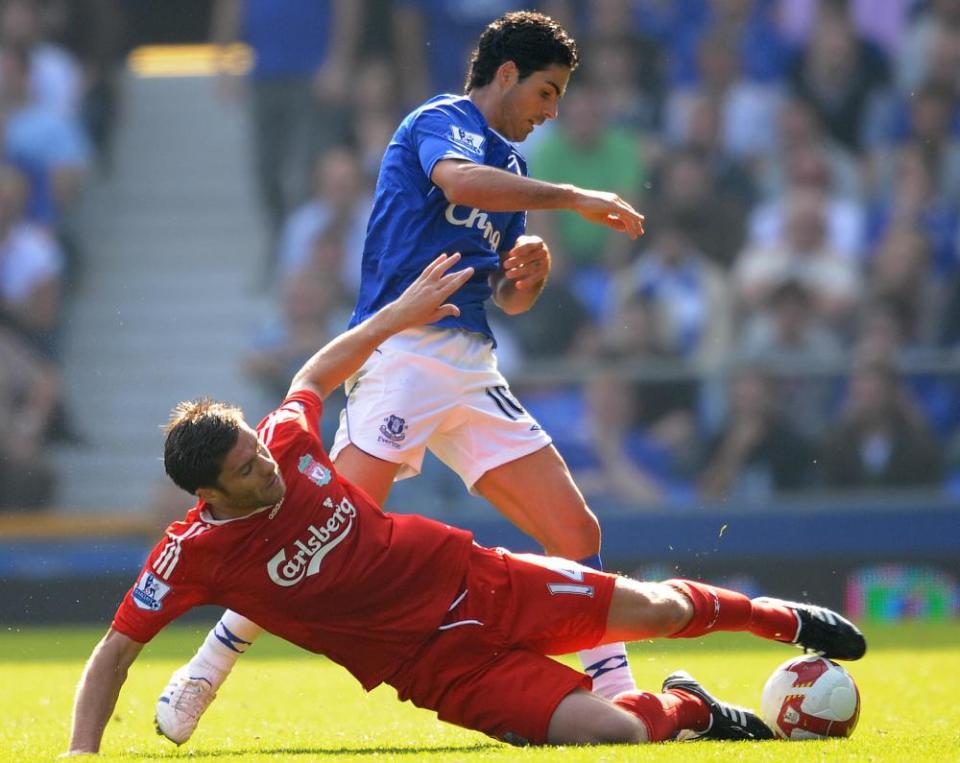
67, 255, 865, 754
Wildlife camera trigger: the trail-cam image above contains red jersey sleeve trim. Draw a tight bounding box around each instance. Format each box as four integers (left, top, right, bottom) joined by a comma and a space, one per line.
257, 390, 324, 447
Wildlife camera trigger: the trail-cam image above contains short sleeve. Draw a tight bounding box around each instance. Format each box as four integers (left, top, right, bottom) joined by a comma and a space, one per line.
257, 389, 325, 449
412, 104, 487, 181
112, 529, 213, 643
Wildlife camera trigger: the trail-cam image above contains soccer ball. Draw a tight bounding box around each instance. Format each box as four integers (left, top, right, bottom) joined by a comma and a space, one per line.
760, 655, 860, 739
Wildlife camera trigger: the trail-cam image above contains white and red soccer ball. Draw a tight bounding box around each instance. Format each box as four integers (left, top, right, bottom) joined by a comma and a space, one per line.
761, 655, 860, 739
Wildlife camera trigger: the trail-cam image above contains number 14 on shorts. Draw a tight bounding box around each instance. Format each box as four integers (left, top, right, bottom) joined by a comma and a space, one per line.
543, 558, 595, 597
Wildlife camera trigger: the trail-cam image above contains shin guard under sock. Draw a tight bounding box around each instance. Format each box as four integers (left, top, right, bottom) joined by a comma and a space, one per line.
577, 554, 637, 699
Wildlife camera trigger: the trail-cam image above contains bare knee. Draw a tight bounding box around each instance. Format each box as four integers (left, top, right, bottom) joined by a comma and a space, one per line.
540, 506, 601, 559
605, 580, 694, 641
547, 690, 648, 745
654, 582, 694, 634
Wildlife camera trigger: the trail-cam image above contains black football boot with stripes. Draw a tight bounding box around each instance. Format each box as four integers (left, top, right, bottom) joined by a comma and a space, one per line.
754, 597, 867, 660
662, 671, 774, 741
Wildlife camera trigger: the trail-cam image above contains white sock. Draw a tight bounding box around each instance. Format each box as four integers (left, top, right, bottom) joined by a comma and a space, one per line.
186, 610, 263, 688
578, 641, 637, 699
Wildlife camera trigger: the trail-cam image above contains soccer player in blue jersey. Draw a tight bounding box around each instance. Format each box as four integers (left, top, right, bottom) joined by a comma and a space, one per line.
156, 11, 648, 743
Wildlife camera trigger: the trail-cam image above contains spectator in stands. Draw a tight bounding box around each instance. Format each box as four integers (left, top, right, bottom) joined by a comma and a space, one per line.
0, 323, 59, 510
245, 251, 347, 401
210, 0, 364, 256
579, 0, 666, 131
617, 209, 732, 366
866, 225, 941, 347
871, 83, 960, 208
920, 15, 960, 101
820, 356, 944, 490
0, 42, 90, 227
502, 273, 597, 362
646, 0, 790, 87
736, 279, 843, 437
778, 0, 914, 58
349, 57, 403, 175
546, 371, 693, 507
646, 148, 747, 269
0, 0, 83, 116
390, 0, 518, 107
757, 96, 862, 201
664, 29, 782, 162
0, 164, 64, 356
733, 187, 860, 326
42, 0, 131, 173
594, 291, 700, 472
529, 83, 645, 316
854, 298, 959, 441
681, 93, 758, 205
787, 0, 892, 153
895, 0, 960, 93
276, 145, 371, 297
698, 364, 813, 502
750, 139, 865, 261
865, 142, 959, 278
588, 371, 695, 506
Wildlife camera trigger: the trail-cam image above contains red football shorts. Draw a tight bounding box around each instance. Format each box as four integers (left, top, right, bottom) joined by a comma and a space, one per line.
386, 544, 618, 745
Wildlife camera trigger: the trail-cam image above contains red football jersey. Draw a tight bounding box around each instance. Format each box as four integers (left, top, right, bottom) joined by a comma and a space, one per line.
113, 390, 474, 689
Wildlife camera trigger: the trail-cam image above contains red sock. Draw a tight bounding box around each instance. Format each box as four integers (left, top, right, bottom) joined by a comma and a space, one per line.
614, 690, 710, 742
663, 579, 752, 638
748, 598, 800, 642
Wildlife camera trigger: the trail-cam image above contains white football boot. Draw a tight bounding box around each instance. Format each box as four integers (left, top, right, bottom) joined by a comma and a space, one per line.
155, 666, 221, 744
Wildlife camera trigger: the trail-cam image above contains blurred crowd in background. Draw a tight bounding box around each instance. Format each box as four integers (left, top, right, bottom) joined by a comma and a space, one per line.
3, 0, 960, 512
0, 0, 124, 509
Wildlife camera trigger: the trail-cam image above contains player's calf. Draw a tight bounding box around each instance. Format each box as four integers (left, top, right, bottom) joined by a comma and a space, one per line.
662, 579, 867, 660
547, 689, 646, 744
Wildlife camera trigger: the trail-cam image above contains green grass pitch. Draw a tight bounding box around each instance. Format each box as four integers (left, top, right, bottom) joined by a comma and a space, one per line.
1, 623, 957, 761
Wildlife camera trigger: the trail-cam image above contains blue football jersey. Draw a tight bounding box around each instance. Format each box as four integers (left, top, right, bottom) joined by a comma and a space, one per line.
348, 95, 527, 342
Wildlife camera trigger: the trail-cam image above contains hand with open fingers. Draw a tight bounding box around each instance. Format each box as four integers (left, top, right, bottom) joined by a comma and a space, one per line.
389, 252, 474, 330
502, 235, 551, 290
573, 189, 645, 239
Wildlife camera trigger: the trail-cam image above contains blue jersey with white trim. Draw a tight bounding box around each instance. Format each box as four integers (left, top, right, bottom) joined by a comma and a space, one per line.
348, 95, 527, 342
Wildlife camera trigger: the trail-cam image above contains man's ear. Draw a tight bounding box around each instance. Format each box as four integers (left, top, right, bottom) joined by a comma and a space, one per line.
496, 60, 519, 87
196, 486, 221, 504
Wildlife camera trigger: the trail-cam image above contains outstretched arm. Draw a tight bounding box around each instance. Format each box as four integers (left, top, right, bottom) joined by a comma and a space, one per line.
67, 628, 144, 754
288, 253, 474, 399
432, 160, 645, 239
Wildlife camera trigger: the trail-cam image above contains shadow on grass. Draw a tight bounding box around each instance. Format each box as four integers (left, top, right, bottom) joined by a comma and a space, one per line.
149, 743, 500, 757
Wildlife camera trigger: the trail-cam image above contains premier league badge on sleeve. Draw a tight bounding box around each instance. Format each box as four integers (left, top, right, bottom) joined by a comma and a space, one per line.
450, 125, 485, 155
133, 571, 171, 611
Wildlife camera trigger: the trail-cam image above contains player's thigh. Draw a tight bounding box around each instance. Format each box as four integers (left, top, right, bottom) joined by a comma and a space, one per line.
396, 639, 592, 746
497, 550, 617, 654
427, 381, 552, 493
332, 443, 401, 507
330, 345, 449, 481
548, 689, 647, 745
603, 577, 693, 642
474, 444, 600, 558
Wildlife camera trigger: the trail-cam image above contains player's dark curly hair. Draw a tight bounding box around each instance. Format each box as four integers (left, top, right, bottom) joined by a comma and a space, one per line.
465, 11, 579, 92
163, 398, 245, 494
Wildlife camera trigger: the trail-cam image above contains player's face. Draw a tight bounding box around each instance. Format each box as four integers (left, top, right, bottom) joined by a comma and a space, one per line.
500, 63, 570, 142
212, 426, 286, 512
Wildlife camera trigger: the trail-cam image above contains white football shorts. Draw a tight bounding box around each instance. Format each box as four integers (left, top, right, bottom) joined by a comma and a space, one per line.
329, 326, 552, 490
